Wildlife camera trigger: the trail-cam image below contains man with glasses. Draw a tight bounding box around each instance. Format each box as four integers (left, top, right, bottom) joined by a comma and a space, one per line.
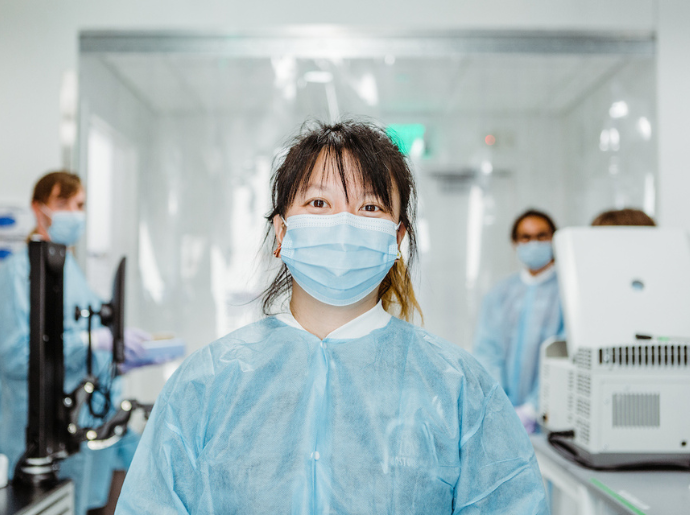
473, 209, 563, 434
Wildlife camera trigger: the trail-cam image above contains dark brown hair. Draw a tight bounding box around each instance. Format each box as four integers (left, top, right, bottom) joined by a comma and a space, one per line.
262, 120, 422, 321
591, 208, 656, 227
510, 209, 557, 242
32, 170, 82, 204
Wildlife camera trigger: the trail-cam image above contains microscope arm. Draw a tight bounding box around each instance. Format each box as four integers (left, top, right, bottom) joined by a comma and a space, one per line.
63, 379, 153, 452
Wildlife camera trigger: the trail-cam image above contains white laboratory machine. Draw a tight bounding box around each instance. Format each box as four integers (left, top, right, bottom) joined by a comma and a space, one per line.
540, 227, 690, 468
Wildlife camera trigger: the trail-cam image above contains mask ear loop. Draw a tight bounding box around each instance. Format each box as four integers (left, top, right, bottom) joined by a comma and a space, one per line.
39, 204, 54, 219
273, 216, 289, 258
36, 204, 54, 239
395, 221, 403, 261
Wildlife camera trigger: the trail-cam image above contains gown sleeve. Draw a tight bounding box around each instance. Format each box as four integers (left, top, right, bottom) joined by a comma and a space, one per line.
452, 361, 548, 513
115, 347, 214, 515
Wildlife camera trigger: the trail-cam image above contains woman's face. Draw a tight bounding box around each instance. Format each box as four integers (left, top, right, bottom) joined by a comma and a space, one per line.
286, 152, 401, 222
275, 152, 406, 245
32, 184, 86, 238
46, 185, 86, 214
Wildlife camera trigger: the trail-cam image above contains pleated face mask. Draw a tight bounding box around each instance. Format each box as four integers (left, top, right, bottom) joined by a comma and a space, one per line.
279, 212, 401, 306
45, 209, 86, 246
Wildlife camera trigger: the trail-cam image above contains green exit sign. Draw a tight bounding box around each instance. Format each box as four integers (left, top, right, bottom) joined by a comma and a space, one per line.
386, 124, 426, 156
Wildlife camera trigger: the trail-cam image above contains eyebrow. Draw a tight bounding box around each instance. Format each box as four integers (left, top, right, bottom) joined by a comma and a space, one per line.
518, 231, 551, 237
304, 183, 380, 198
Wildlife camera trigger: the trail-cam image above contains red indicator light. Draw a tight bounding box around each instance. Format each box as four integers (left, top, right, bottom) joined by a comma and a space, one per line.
485, 134, 496, 146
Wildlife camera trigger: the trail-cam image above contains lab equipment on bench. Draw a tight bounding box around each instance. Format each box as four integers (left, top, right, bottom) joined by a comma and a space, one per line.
13, 240, 152, 487
539, 227, 690, 469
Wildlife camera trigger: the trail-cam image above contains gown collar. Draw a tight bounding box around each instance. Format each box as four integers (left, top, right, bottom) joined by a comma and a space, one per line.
520, 263, 556, 286
275, 301, 392, 340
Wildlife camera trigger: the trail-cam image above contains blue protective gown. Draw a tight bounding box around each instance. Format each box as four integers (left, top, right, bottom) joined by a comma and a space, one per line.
116, 316, 548, 514
0, 248, 138, 515
473, 268, 563, 408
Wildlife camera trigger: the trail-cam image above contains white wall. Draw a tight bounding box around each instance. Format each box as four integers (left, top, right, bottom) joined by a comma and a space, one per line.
657, 0, 690, 230
79, 55, 155, 320
0, 0, 657, 203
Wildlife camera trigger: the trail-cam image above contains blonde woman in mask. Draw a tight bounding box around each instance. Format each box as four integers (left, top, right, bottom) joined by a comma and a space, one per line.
116, 121, 548, 514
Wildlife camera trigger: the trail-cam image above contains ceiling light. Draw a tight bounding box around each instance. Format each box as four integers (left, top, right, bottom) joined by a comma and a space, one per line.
609, 128, 620, 150
599, 129, 610, 151
60, 70, 78, 118
270, 56, 296, 100
355, 73, 378, 106
304, 71, 333, 83
637, 117, 652, 140
609, 101, 629, 119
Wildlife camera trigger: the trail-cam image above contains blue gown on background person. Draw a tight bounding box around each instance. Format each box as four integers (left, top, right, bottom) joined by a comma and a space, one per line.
116, 306, 548, 514
0, 248, 138, 515
473, 266, 563, 409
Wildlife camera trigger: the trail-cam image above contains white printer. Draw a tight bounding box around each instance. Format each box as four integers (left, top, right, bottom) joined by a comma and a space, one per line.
540, 227, 690, 468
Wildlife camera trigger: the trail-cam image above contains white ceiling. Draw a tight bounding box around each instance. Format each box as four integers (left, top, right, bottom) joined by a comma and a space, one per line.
99, 52, 629, 117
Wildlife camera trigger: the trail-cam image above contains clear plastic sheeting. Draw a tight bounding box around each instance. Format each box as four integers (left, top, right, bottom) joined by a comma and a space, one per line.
78, 33, 657, 372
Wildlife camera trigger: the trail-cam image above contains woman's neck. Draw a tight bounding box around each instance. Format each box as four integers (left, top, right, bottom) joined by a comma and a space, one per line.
289, 282, 378, 340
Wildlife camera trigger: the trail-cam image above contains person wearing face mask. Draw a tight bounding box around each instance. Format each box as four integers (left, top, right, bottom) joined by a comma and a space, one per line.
115, 121, 548, 514
0, 171, 149, 515
473, 209, 563, 434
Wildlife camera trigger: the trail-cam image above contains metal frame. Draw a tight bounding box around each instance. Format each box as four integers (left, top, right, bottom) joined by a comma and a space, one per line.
535, 448, 600, 515
80, 28, 655, 57
23, 241, 69, 485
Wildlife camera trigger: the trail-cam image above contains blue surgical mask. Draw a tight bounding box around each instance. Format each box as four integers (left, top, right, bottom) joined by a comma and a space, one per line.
516, 241, 554, 271
46, 210, 86, 246
280, 212, 400, 306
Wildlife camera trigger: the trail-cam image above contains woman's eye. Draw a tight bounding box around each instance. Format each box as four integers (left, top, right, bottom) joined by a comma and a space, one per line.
309, 199, 327, 208
362, 204, 381, 212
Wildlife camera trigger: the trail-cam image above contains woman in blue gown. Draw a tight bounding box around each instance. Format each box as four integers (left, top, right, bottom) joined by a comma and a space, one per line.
116, 121, 548, 514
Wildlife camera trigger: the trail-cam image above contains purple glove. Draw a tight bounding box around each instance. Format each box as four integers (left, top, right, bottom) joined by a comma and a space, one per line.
91, 327, 150, 363
122, 327, 150, 361
515, 403, 538, 434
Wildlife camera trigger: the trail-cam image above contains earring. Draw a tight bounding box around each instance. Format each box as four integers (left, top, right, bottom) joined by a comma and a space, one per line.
273, 243, 282, 258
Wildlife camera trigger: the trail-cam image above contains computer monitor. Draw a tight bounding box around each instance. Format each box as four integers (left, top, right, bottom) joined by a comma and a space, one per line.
554, 227, 690, 355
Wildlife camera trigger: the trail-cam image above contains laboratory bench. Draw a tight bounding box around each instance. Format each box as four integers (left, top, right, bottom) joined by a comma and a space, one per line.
532, 434, 690, 515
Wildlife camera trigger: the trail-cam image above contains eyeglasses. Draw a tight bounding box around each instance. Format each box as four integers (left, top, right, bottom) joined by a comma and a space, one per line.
516, 232, 552, 244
